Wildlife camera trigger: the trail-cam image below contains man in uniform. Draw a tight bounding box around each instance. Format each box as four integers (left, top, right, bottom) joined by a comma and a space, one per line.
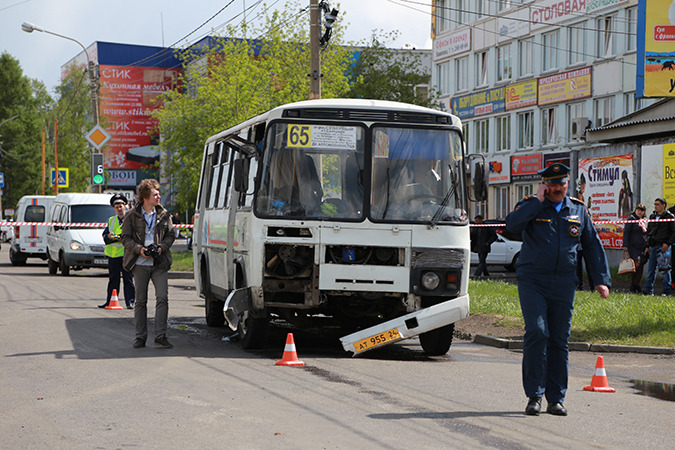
99, 194, 135, 309
505, 163, 610, 416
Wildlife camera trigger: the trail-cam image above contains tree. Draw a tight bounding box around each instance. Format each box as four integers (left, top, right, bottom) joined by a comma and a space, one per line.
0, 52, 52, 209
153, 1, 352, 213
345, 31, 439, 108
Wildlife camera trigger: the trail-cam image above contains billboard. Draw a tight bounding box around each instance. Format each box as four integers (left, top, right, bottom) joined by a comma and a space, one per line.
636, 0, 675, 97
98, 65, 180, 170
538, 67, 591, 106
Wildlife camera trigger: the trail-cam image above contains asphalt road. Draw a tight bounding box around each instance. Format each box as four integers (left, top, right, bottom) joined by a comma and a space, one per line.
1, 245, 674, 449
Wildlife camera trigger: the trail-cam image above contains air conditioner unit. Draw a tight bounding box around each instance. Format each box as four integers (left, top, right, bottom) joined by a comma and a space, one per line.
571, 118, 590, 139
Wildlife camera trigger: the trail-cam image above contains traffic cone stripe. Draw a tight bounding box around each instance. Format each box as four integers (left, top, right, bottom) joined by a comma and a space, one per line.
583, 355, 616, 393
105, 289, 124, 310
595, 368, 606, 377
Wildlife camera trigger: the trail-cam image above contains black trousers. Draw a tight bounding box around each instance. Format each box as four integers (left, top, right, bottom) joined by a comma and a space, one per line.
105, 256, 136, 306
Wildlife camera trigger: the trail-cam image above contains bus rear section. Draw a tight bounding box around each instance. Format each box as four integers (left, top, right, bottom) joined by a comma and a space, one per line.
193, 99, 487, 355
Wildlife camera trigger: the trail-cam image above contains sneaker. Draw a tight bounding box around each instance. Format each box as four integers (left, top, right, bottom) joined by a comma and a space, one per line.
133, 338, 146, 348
154, 336, 173, 348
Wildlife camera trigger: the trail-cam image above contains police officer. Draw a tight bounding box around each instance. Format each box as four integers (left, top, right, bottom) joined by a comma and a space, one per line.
505, 163, 610, 416
99, 194, 136, 309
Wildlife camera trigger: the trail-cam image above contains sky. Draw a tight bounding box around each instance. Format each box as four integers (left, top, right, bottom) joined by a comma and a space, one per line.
1, 0, 433, 93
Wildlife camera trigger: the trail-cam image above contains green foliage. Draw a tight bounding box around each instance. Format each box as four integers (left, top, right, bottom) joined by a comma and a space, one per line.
345, 31, 438, 108
170, 250, 195, 272
0, 52, 53, 208
153, 1, 352, 212
469, 279, 675, 347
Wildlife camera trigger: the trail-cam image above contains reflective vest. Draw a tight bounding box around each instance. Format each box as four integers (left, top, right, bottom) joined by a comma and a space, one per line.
104, 215, 124, 258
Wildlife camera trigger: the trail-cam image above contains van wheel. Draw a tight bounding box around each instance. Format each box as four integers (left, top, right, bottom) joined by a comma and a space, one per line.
419, 323, 455, 356
237, 310, 269, 349
9, 247, 27, 266
202, 262, 225, 327
48, 256, 58, 275
59, 255, 70, 276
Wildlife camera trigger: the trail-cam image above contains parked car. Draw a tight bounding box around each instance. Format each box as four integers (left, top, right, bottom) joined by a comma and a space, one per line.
1, 221, 12, 242
470, 234, 522, 271
9, 195, 55, 266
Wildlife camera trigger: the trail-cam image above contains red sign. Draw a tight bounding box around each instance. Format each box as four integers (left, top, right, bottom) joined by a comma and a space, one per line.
511, 154, 542, 181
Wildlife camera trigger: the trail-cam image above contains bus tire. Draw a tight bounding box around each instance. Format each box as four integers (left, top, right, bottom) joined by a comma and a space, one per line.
202, 261, 225, 327
9, 247, 27, 266
419, 323, 455, 356
48, 256, 58, 275
238, 310, 269, 349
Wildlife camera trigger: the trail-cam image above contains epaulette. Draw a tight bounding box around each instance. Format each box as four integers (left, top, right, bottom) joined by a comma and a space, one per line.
569, 197, 585, 205
523, 195, 536, 201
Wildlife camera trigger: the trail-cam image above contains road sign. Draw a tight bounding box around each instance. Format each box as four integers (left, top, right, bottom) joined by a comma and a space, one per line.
0, 172, 4, 188
85, 124, 111, 150
50, 168, 69, 187
91, 153, 104, 185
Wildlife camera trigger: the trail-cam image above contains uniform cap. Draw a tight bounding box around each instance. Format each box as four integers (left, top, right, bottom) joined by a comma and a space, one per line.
538, 163, 570, 184
110, 193, 128, 206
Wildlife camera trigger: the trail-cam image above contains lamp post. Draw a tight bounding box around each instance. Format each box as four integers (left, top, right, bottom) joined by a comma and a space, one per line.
21, 21, 99, 125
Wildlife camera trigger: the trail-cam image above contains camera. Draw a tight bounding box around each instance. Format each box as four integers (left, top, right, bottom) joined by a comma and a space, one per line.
145, 243, 161, 259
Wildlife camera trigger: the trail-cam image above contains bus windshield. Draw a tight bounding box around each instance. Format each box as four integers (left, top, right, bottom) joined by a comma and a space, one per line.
370, 126, 467, 224
255, 122, 467, 224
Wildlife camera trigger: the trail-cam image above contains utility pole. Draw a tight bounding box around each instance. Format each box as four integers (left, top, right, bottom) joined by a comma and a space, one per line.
309, 0, 321, 100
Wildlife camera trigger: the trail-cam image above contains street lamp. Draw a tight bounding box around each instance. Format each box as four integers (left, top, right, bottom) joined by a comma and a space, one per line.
21, 21, 99, 125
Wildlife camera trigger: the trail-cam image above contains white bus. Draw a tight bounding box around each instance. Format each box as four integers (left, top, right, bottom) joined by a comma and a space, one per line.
193, 99, 487, 355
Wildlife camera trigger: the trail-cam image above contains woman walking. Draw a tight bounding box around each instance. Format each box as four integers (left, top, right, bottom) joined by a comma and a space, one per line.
622, 204, 648, 293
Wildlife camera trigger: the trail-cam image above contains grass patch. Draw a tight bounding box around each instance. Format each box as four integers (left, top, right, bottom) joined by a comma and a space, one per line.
469, 279, 675, 348
170, 250, 194, 272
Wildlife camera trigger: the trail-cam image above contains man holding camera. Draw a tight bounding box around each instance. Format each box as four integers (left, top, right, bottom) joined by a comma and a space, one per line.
121, 179, 176, 349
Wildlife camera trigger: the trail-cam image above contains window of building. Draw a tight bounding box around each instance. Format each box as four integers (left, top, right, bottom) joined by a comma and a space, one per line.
475, 118, 489, 154
496, 115, 511, 152
497, 44, 512, 82
436, 61, 450, 95
595, 96, 614, 127
568, 22, 585, 65
494, 185, 510, 220
567, 102, 586, 142
517, 184, 533, 200
475, 51, 488, 86
436, 0, 451, 33
624, 92, 636, 116
543, 30, 559, 71
473, 199, 486, 219
476, 0, 485, 19
597, 14, 616, 58
517, 111, 534, 150
519, 38, 533, 77
541, 107, 557, 145
626, 7, 637, 52
456, 56, 469, 91
498, 0, 512, 12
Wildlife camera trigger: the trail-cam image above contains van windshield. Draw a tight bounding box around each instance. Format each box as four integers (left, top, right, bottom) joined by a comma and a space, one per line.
71, 205, 115, 225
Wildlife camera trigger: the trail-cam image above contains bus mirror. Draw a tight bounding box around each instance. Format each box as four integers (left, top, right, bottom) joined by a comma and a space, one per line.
233, 159, 249, 192
468, 154, 488, 202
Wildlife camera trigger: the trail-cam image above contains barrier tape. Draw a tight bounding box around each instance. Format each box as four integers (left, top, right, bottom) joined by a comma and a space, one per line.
0, 221, 194, 229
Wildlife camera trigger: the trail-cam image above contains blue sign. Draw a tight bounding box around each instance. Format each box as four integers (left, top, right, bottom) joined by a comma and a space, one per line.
0, 172, 4, 188
50, 168, 69, 187
451, 86, 506, 119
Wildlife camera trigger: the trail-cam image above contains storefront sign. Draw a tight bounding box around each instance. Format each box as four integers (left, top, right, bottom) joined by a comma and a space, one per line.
433, 29, 471, 61
451, 86, 506, 119
538, 67, 591, 106
511, 154, 542, 182
106, 170, 137, 187
488, 154, 511, 184
505, 80, 538, 110
531, 0, 628, 31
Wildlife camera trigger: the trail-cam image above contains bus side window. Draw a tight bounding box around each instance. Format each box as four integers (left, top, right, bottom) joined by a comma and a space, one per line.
207, 143, 224, 209
216, 145, 232, 209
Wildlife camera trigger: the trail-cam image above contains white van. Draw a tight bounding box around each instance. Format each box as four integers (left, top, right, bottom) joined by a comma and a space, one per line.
9, 195, 55, 266
46, 193, 114, 276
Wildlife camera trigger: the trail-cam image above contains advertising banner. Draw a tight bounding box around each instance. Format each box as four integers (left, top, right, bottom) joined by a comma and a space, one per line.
488, 154, 511, 184
663, 143, 675, 205
433, 29, 471, 61
511, 154, 542, 182
531, 0, 628, 30
98, 65, 181, 170
538, 67, 591, 106
636, 0, 675, 97
505, 79, 538, 110
451, 86, 506, 119
579, 154, 633, 248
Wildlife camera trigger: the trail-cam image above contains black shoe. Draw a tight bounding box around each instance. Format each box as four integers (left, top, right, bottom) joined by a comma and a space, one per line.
98, 304, 107, 308
525, 397, 541, 415
133, 338, 146, 348
154, 336, 173, 348
126, 304, 133, 309
546, 402, 568, 416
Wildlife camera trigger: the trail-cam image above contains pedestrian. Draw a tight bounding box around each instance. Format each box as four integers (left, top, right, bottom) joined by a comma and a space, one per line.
121, 179, 176, 349
471, 215, 497, 277
643, 198, 675, 296
505, 163, 610, 417
172, 212, 182, 238
99, 194, 135, 309
622, 204, 648, 293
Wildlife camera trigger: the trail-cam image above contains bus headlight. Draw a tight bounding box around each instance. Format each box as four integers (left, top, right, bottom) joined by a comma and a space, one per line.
421, 271, 440, 290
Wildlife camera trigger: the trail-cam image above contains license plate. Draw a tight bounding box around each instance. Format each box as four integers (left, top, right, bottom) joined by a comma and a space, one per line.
94, 258, 108, 265
353, 328, 401, 353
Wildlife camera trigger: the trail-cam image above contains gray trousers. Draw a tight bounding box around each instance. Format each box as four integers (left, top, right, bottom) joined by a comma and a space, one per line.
132, 265, 169, 340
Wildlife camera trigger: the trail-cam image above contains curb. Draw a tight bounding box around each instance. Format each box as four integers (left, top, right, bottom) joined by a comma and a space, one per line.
168, 271, 194, 279
472, 334, 675, 355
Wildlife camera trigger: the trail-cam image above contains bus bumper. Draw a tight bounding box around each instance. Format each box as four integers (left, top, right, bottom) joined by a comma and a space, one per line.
339, 294, 469, 355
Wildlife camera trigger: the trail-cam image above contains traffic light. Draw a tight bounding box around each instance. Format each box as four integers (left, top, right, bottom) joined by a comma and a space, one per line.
91, 153, 104, 185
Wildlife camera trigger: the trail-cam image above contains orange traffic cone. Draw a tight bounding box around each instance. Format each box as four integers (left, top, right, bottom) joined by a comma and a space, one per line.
583, 356, 616, 392
275, 333, 305, 366
105, 289, 124, 310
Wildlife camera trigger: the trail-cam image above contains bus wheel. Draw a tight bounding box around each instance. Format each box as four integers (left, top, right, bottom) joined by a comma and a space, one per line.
48, 256, 58, 275
202, 262, 225, 327
419, 323, 455, 356
238, 309, 269, 349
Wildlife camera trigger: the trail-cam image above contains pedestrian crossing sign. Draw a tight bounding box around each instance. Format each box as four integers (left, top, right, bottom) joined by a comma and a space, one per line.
51, 168, 69, 188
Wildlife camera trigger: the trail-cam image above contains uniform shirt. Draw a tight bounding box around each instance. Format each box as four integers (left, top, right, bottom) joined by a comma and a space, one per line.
506, 195, 611, 286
